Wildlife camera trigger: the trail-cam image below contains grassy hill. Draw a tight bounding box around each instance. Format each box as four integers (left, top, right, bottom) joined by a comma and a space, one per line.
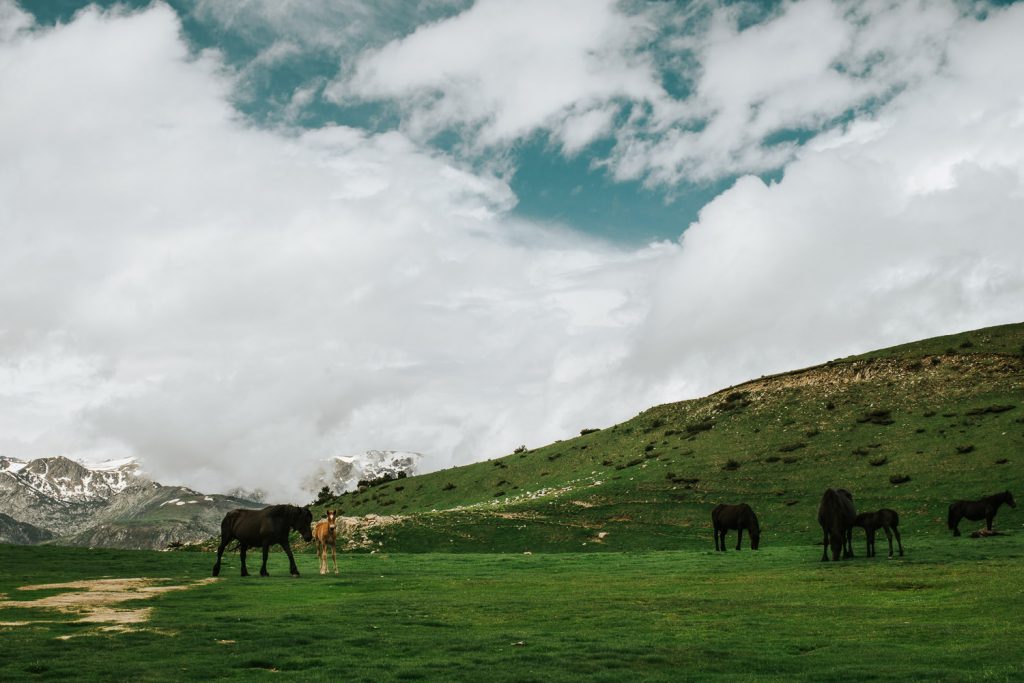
314, 322, 1024, 553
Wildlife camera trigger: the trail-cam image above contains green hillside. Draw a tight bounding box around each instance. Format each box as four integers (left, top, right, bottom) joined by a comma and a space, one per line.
315, 323, 1024, 553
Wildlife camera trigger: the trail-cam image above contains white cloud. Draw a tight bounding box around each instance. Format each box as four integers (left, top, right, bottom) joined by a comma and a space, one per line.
330, 0, 662, 151
1, 2, 1022, 503
0, 4, 664, 498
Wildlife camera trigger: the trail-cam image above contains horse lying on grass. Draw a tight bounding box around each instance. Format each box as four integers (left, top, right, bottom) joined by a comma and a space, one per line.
212, 504, 313, 578
711, 503, 761, 551
947, 491, 1015, 537
314, 509, 339, 575
854, 509, 904, 558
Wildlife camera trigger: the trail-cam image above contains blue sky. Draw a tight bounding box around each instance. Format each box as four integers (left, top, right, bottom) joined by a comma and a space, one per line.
3, 1, 1024, 498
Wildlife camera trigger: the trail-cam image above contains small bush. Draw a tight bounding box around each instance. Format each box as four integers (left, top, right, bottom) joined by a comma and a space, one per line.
889, 474, 911, 485
722, 459, 741, 471
686, 420, 715, 434
779, 442, 807, 453
513, 445, 528, 454
580, 428, 601, 436
995, 458, 1009, 465
782, 456, 799, 464
869, 456, 888, 467
857, 409, 894, 426
764, 455, 781, 463
965, 404, 1015, 416
442, 482, 456, 491
956, 445, 975, 454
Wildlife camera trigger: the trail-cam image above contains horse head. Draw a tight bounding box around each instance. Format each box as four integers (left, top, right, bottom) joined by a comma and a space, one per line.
295, 506, 314, 542
327, 509, 337, 532
1005, 491, 1017, 508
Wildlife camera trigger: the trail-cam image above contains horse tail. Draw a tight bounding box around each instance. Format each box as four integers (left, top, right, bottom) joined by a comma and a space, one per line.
947, 503, 958, 530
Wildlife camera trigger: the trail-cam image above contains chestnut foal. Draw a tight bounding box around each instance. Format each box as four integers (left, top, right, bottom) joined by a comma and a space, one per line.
313, 509, 339, 575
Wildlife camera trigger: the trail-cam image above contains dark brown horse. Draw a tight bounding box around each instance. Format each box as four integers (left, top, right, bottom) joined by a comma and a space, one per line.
818, 488, 856, 561
854, 509, 903, 558
947, 490, 1016, 536
711, 503, 761, 551
212, 504, 313, 577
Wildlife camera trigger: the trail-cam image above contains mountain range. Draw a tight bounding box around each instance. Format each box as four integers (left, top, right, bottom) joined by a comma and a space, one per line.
0, 449, 421, 550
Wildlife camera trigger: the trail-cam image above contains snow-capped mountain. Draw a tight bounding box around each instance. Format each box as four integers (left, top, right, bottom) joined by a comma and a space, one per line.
0, 455, 260, 549
0, 455, 138, 503
304, 450, 422, 494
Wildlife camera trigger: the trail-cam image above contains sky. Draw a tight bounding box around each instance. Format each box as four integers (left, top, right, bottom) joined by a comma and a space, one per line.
2, 0, 1023, 500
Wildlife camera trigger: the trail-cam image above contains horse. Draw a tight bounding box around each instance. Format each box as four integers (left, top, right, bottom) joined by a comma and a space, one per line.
947, 490, 1016, 537
313, 509, 339, 575
212, 504, 313, 578
711, 503, 761, 551
853, 509, 903, 558
818, 488, 856, 562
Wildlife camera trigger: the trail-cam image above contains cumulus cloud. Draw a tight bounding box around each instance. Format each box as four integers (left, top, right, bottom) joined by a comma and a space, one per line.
0, 4, 664, 498
330, 0, 662, 151
2, 2, 1022, 501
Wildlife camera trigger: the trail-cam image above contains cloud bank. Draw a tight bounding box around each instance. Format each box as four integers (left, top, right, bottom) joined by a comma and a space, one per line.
1, 1, 1022, 499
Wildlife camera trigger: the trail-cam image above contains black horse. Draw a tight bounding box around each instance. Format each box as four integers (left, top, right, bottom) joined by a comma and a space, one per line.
818, 488, 856, 562
212, 504, 314, 577
947, 490, 1016, 537
711, 503, 761, 551
854, 509, 903, 558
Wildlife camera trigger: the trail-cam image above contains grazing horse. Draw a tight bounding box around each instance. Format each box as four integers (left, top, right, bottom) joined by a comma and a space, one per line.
711, 503, 761, 551
212, 504, 313, 578
854, 509, 904, 558
313, 509, 339, 575
947, 490, 1016, 537
818, 488, 856, 562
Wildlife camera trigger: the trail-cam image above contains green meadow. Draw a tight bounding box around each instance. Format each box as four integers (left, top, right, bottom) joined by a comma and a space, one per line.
2, 539, 1023, 682
2, 323, 1022, 681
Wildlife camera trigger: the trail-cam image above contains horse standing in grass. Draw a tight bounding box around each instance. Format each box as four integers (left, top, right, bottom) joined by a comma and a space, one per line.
212, 504, 313, 578
947, 491, 1016, 536
818, 488, 856, 562
711, 503, 761, 551
314, 509, 339, 575
854, 509, 904, 558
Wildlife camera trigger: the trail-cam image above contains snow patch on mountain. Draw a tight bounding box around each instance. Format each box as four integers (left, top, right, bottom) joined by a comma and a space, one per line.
304, 450, 422, 494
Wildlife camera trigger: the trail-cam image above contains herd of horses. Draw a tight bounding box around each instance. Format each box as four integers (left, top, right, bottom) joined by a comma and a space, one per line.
212, 490, 1017, 576
713, 489, 1015, 560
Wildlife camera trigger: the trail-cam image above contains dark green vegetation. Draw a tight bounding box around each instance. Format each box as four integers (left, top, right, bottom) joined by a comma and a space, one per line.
2, 541, 1023, 682
318, 322, 1024, 553
2, 323, 1022, 681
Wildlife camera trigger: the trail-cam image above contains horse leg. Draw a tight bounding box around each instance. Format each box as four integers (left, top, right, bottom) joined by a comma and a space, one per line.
843, 528, 853, 559
720, 529, 728, 552
735, 528, 743, 551
883, 526, 894, 558
331, 539, 338, 574
317, 539, 326, 575
821, 530, 830, 562
239, 544, 249, 577
282, 539, 300, 577
212, 539, 228, 577
951, 512, 961, 537
260, 543, 270, 577
893, 527, 904, 556
986, 510, 994, 531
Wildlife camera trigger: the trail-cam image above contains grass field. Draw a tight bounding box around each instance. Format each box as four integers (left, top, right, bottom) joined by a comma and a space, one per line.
2, 537, 1023, 682
3, 323, 1021, 681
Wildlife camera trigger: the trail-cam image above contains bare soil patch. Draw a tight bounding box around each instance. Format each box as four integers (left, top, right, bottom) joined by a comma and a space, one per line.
0, 577, 216, 632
